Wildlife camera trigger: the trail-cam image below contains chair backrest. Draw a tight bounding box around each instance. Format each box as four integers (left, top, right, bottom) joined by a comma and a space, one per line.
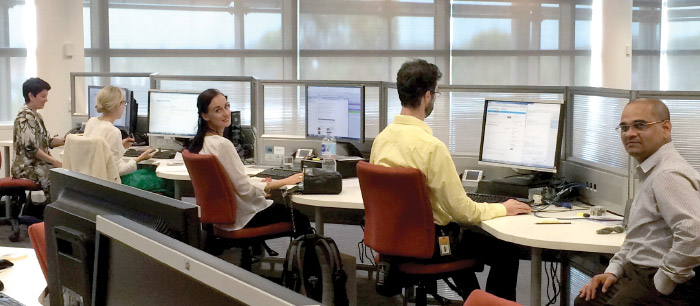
182, 149, 237, 224
63, 134, 120, 183
463, 289, 522, 306
28, 222, 48, 281
356, 161, 435, 259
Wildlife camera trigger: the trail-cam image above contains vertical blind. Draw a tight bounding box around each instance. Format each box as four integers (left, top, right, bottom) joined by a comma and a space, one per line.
570, 94, 629, 171
388, 88, 564, 154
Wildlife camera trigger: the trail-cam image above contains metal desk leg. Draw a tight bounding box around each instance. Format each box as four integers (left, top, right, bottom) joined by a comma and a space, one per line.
2, 146, 10, 178
531, 248, 542, 306
315, 207, 324, 236
560, 254, 570, 306
173, 181, 181, 200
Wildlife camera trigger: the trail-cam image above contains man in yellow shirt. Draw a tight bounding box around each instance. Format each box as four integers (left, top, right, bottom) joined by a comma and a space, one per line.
370, 59, 532, 301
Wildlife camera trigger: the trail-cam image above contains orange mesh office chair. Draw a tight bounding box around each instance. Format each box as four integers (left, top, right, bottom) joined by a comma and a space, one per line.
182, 149, 293, 270
28, 222, 48, 281
0, 150, 42, 242
357, 161, 482, 306
464, 289, 522, 306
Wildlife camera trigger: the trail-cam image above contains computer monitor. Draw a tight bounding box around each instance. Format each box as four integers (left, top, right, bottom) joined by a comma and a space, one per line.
148, 90, 200, 137
92, 215, 319, 306
44, 168, 200, 306
306, 85, 364, 142
87, 85, 138, 134
478, 98, 565, 173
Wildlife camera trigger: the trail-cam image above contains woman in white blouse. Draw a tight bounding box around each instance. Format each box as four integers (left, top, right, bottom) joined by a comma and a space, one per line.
188, 89, 312, 234
83, 86, 155, 178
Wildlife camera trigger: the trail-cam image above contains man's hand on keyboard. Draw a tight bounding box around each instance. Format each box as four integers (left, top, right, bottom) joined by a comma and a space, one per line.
503, 199, 533, 216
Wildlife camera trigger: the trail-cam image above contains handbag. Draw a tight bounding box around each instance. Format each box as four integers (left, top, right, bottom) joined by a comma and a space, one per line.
301, 168, 342, 194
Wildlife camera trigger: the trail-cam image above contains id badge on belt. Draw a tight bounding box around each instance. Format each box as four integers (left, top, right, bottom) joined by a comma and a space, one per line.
438, 235, 451, 256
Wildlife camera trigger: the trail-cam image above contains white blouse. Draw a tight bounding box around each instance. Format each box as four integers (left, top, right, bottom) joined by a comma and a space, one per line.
201, 135, 272, 230
83, 117, 137, 176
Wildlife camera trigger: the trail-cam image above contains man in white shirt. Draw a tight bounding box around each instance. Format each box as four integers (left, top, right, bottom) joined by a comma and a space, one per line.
576, 98, 700, 306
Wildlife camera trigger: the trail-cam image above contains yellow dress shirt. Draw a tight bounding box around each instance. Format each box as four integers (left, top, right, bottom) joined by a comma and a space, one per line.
370, 115, 506, 226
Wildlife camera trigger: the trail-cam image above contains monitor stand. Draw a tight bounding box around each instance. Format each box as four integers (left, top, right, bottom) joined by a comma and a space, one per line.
494, 172, 553, 187
479, 172, 553, 198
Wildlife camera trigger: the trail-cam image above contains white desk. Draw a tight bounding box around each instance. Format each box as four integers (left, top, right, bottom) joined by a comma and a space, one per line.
155, 162, 265, 199
481, 210, 623, 306
0, 247, 46, 306
1, 140, 12, 178
289, 179, 364, 236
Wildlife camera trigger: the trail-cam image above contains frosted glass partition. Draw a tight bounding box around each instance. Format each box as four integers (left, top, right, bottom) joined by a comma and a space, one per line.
152, 76, 254, 126
262, 83, 306, 136
70, 72, 154, 117
386, 85, 564, 154
568, 89, 630, 173
636, 92, 700, 173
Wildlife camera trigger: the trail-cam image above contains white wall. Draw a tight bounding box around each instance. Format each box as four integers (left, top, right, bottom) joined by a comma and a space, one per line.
601, 0, 633, 89
35, 0, 85, 135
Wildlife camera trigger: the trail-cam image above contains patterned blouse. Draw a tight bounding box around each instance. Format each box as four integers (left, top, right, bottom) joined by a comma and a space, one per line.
11, 104, 53, 194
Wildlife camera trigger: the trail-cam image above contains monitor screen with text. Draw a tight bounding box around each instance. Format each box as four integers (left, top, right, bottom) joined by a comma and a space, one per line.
479, 99, 564, 173
306, 85, 364, 141
148, 90, 199, 137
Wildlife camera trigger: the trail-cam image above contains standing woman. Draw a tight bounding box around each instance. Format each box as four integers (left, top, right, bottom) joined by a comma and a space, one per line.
11, 78, 65, 202
83, 85, 155, 178
188, 89, 312, 234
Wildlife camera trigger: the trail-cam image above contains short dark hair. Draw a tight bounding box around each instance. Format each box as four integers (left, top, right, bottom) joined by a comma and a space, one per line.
23, 78, 51, 103
396, 59, 442, 108
629, 98, 670, 122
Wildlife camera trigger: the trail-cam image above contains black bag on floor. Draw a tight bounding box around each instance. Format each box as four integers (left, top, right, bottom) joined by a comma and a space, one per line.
282, 234, 349, 306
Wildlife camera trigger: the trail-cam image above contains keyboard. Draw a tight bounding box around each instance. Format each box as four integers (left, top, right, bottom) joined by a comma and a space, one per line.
153, 150, 177, 159
467, 192, 530, 204
253, 168, 299, 180
0, 292, 25, 306
124, 148, 145, 157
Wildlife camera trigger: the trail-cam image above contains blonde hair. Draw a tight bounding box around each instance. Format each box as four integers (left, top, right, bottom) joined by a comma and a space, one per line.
95, 85, 125, 114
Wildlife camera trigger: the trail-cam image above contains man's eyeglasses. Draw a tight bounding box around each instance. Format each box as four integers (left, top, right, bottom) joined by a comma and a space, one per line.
615, 120, 666, 133
433, 91, 442, 98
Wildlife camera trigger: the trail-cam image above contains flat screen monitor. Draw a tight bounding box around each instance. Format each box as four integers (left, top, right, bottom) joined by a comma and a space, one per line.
148, 90, 200, 137
306, 85, 364, 142
44, 168, 200, 306
478, 99, 565, 173
87, 85, 137, 133
92, 215, 319, 306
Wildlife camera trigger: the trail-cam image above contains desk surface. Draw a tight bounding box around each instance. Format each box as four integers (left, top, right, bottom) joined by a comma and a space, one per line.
0, 247, 46, 306
481, 211, 624, 254
156, 162, 265, 181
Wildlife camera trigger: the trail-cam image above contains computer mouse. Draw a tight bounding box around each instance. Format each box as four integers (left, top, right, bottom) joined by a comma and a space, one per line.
0, 259, 13, 270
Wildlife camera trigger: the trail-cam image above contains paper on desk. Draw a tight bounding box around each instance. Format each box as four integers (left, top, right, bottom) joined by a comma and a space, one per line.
173, 152, 184, 161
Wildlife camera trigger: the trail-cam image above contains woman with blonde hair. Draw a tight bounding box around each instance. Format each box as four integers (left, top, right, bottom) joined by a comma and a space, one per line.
83, 85, 154, 177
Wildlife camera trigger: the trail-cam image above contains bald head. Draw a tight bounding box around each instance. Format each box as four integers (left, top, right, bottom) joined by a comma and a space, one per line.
627, 98, 670, 122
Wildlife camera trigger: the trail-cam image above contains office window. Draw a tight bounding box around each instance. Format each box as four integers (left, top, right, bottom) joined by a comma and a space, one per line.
664, 2, 700, 90
0, 1, 29, 124
299, 0, 445, 82
570, 94, 629, 172
631, 0, 660, 90
452, 1, 576, 86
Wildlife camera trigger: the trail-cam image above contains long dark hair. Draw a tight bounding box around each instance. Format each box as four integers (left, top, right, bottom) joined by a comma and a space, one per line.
188, 88, 223, 153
